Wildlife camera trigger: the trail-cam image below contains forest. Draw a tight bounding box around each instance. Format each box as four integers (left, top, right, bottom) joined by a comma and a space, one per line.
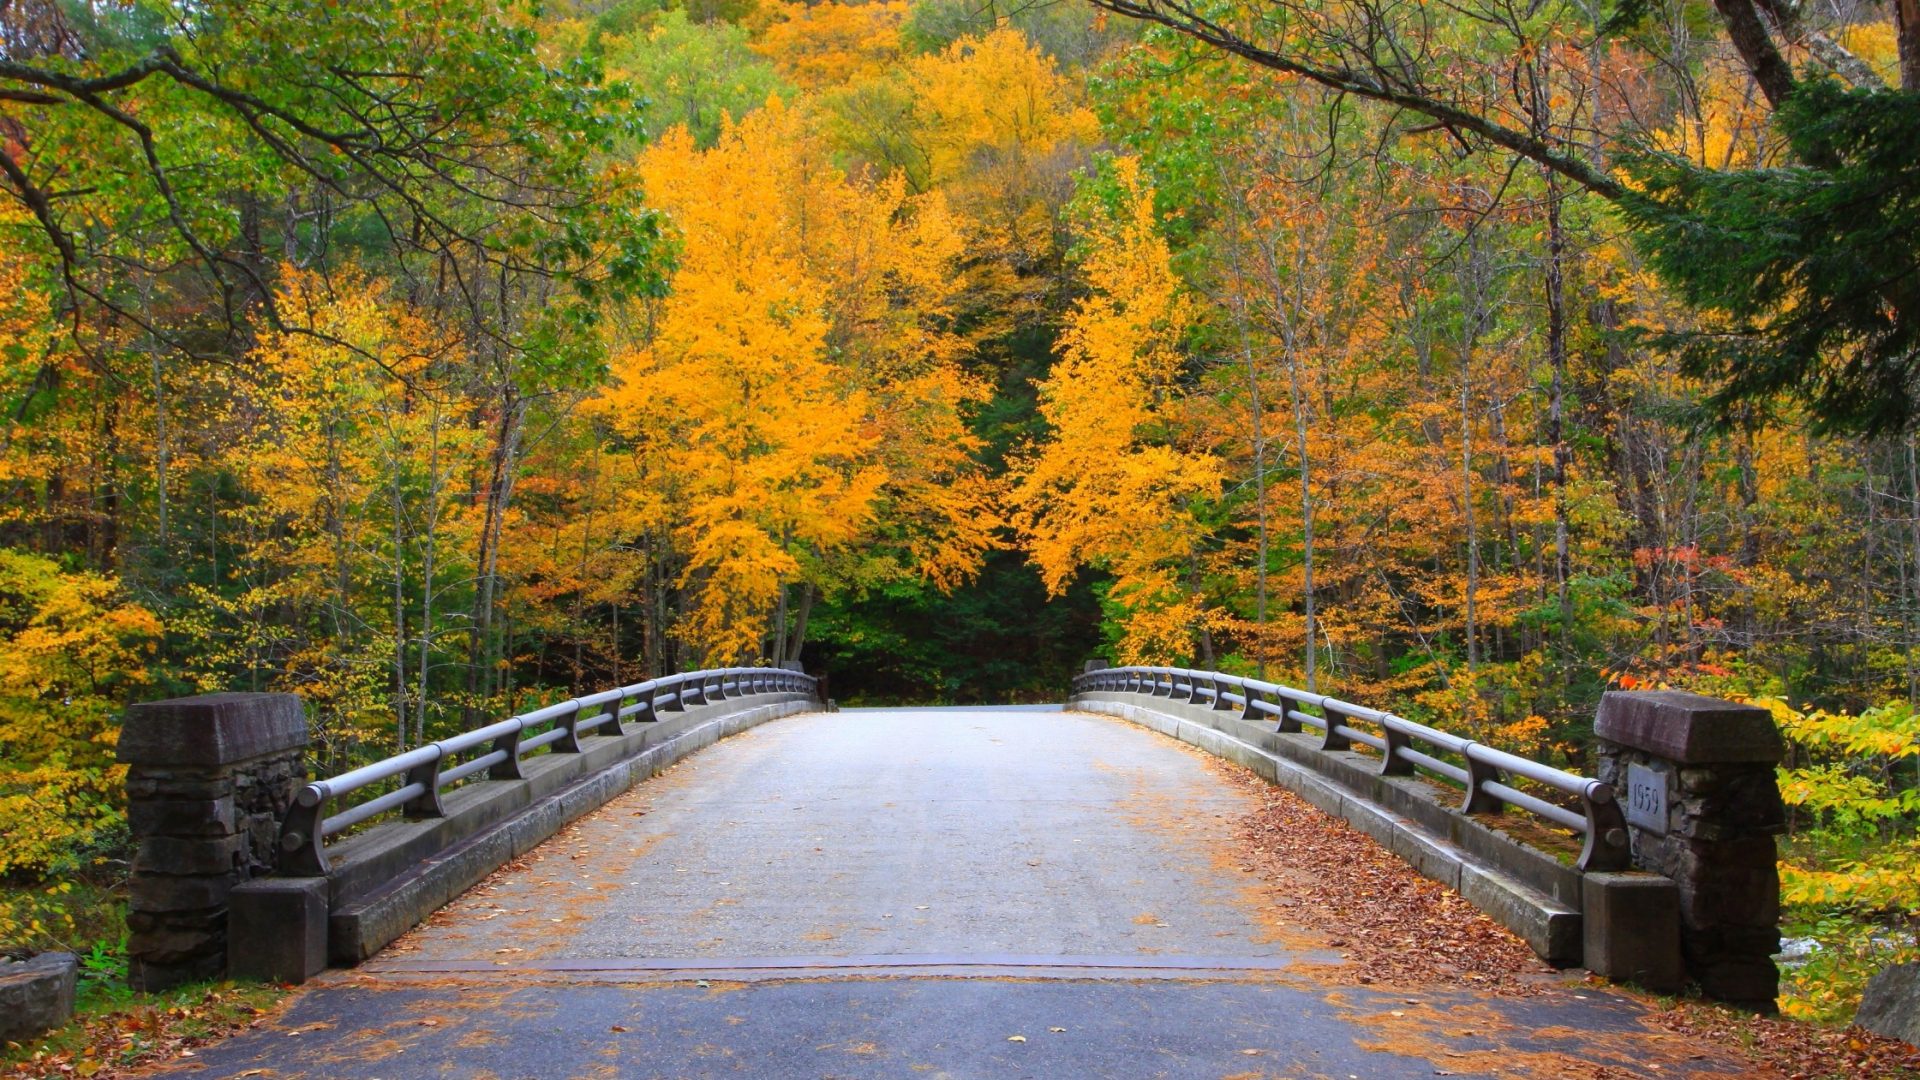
2, 0, 1918, 1025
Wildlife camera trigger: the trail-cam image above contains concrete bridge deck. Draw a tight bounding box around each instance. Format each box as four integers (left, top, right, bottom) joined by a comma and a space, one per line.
161, 707, 1752, 1079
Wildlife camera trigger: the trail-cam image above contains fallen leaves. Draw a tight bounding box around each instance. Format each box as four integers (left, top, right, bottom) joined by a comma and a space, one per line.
1649, 998, 1920, 1079
1206, 758, 1548, 991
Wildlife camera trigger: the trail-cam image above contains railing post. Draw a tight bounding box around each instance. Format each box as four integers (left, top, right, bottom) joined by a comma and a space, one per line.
1240, 683, 1266, 722
278, 785, 330, 877
1576, 781, 1630, 872
685, 674, 709, 707
597, 696, 625, 739
661, 676, 686, 712
1211, 676, 1236, 712
1159, 668, 1190, 703
554, 701, 586, 753
1319, 701, 1352, 752
1380, 723, 1415, 776
402, 750, 445, 819
1461, 747, 1504, 814
1274, 691, 1304, 733
489, 722, 525, 779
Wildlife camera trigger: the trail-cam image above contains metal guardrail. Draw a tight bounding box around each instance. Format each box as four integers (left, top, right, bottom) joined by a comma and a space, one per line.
279, 666, 818, 875
1073, 665, 1630, 871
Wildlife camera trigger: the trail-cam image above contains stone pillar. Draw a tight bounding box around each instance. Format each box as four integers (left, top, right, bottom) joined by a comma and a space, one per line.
1594, 690, 1786, 1010
116, 693, 308, 991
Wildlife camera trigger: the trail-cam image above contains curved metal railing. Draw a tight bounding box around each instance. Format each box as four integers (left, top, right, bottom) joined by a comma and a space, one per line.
1073, 665, 1629, 871
279, 666, 818, 875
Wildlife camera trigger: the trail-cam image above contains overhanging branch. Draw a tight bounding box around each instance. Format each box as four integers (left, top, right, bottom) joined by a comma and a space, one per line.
1089, 0, 1629, 200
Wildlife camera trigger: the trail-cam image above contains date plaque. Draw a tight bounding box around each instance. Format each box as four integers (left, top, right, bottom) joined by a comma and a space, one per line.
1625, 763, 1669, 835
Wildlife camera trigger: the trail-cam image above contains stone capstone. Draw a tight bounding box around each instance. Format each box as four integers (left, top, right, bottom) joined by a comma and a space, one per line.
1857, 962, 1920, 1047
0, 952, 77, 1043
1594, 691, 1783, 764
116, 692, 307, 767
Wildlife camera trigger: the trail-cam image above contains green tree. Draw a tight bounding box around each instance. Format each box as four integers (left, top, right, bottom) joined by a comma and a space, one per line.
598, 8, 792, 149
1620, 81, 1920, 435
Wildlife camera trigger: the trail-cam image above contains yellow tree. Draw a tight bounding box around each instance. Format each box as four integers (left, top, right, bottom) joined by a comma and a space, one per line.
0, 550, 160, 876
905, 27, 1101, 341
601, 99, 993, 664
752, 0, 910, 91
1009, 158, 1220, 662
819, 26, 1100, 349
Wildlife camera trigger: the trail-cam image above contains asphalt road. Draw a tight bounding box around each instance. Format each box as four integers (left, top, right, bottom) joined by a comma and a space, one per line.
157, 707, 1750, 1079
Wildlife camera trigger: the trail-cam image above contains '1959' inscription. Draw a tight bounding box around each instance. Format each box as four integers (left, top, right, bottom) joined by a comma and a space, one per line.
1625, 763, 1668, 835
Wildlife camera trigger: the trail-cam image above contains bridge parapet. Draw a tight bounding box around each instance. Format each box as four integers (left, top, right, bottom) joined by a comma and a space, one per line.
120, 668, 823, 987
1073, 667, 1787, 1008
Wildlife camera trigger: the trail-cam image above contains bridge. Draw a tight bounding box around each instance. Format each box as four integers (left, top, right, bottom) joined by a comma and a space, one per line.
112, 665, 1787, 1077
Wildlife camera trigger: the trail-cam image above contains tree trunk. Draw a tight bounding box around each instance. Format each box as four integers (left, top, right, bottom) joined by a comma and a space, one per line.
786, 584, 815, 663
773, 585, 788, 664
1713, 0, 1797, 106
1238, 307, 1271, 680
416, 410, 440, 749
392, 457, 409, 752
1459, 232, 1491, 673
1896, 0, 1920, 91
149, 349, 170, 555
1545, 173, 1574, 653
1287, 347, 1317, 692
466, 391, 525, 725
1908, 436, 1920, 703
